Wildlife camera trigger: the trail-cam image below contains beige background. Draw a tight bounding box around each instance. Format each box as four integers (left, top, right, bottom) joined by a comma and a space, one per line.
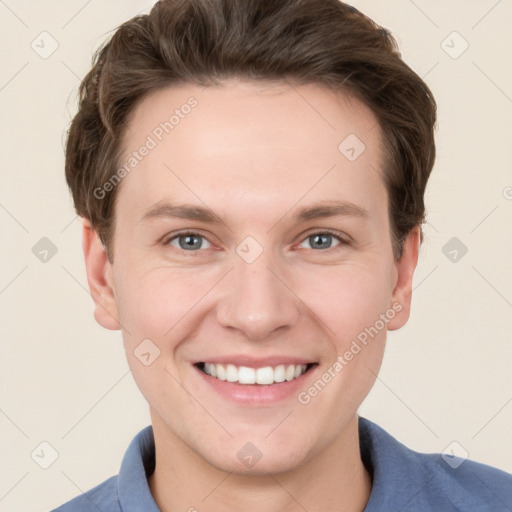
1, 0, 511, 510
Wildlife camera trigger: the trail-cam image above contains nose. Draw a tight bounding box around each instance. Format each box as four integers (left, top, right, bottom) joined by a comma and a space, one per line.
216, 250, 300, 342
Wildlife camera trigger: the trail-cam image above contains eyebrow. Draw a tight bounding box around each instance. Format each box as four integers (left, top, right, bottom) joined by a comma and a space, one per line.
139, 200, 369, 224
140, 203, 222, 223
294, 201, 368, 222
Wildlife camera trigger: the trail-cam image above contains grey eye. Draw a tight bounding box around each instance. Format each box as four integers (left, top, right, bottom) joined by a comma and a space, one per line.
299, 233, 342, 250
169, 233, 211, 251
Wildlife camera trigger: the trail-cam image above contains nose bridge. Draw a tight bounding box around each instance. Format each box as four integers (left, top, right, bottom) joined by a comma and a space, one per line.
216, 243, 300, 341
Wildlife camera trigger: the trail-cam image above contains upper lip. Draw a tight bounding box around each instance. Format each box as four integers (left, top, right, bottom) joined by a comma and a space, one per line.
194, 355, 317, 368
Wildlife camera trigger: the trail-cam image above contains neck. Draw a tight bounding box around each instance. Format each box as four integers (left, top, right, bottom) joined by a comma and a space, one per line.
148, 412, 372, 512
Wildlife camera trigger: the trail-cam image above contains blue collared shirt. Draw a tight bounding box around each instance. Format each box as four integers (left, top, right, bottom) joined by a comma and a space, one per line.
52, 416, 512, 511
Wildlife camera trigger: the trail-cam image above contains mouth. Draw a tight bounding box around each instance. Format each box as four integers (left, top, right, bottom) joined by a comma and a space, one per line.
195, 362, 318, 385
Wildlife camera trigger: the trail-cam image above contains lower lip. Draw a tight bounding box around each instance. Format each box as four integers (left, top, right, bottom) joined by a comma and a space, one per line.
194, 365, 317, 405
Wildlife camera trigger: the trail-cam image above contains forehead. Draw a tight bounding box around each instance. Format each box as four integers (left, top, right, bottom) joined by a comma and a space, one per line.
117, 79, 386, 223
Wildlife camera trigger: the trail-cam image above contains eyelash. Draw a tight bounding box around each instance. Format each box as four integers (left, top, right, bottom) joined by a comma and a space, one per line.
162, 229, 350, 254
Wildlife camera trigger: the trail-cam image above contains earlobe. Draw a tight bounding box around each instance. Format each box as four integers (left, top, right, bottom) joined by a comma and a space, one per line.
82, 219, 121, 330
387, 226, 421, 331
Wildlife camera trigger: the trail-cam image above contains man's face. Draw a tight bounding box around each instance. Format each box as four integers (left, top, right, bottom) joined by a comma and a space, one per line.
86, 79, 417, 474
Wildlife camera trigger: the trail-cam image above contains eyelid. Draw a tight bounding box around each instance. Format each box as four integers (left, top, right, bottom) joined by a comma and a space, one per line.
296, 228, 351, 249
300, 228, 350, 241
161, 228, 351, 253
162, 230, 215, 251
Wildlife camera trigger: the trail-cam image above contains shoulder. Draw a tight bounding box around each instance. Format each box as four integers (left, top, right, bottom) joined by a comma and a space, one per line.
50, 476, 120, 512
359, 417, 512, 511
50, 425, 156, 512
412, 449, 512, 510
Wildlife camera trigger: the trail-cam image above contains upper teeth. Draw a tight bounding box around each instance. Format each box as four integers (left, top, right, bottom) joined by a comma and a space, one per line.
202, 363, 308, 385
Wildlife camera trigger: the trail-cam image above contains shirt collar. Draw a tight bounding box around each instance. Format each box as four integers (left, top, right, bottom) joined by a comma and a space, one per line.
359, 417, 432, 511
117, 425, 160, 512
116, 416, 427, 511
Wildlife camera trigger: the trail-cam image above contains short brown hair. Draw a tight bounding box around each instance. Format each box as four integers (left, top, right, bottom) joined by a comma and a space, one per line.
65, 0, 436, 261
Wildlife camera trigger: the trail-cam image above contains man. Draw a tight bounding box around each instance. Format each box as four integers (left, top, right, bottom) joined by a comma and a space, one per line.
54, 0, 512, 510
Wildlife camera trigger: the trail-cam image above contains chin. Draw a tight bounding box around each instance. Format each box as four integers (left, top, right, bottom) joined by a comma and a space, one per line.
215, 455, 306, 477
202, 439, 312, 476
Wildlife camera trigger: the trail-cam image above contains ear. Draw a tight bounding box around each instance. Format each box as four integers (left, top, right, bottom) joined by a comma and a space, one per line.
82, 219, 120, 330
386, 226, 421, 331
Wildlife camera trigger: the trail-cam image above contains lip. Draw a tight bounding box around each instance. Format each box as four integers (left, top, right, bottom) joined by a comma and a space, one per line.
193, 361, 318, 405
193, 355, 316, 368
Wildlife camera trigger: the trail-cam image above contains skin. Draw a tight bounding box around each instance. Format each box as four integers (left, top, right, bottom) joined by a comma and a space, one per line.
83, 78, 419, 512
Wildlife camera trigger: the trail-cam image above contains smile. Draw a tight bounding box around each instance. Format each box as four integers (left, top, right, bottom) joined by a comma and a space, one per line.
197, 362, 316, 385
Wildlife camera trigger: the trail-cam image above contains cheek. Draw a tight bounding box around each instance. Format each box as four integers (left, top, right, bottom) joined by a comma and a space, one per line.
293, 267, 390, 423
295, 263, 391, 397
297, 262, 393, 343
114, 262, 216, 341
114, 270, 196, 410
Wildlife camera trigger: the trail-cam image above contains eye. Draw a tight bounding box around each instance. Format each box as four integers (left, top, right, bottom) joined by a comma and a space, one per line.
165, 232, 212, 251
297, 230, 347, 250
162, 230, 348, 253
